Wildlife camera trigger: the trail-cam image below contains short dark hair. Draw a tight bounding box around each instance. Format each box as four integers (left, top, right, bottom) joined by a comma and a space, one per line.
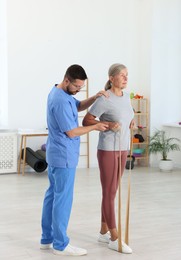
64, 64, 87, 82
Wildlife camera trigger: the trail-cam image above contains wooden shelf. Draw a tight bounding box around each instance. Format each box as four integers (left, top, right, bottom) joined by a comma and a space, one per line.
133, 142, 149, 145
134, 113, 148, 116
131, 98, 149, 166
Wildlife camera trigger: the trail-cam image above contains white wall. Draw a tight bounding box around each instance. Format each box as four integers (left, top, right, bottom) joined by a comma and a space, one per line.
4, 0, 181, 168
7, 0, 152, 129
0, 0, 8, 128
150, 0, 181, 167
150, 0, 181, 130
6, 0, 152, 167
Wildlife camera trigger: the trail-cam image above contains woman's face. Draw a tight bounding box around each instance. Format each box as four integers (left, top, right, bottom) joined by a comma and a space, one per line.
110, 68, 128, 89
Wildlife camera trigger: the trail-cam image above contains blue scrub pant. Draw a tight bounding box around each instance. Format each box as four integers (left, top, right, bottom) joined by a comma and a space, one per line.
40, 166, 76, 250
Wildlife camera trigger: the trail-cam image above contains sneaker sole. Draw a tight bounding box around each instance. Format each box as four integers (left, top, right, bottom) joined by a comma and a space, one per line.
108, 241, 132, 254
108, 245, 132, 254
40, 245, 52, 250
53, 249, 87, 256
98, 238, 109, 243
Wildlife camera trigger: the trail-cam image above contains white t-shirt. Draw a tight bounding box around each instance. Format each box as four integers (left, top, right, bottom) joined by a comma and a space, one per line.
89, 90, 134, 151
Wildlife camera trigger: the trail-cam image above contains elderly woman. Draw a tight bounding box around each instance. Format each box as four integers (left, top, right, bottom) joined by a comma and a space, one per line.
83, 63, 134, 254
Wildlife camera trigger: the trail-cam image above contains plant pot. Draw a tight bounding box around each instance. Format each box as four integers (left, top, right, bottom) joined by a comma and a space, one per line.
159, 159, 173, 171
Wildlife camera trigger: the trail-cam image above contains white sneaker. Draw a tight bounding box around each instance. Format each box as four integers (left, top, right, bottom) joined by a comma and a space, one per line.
53, 244, 87, 256
108, 239, 132, 254
98, 232, 110, 243
40, 243, 52, 250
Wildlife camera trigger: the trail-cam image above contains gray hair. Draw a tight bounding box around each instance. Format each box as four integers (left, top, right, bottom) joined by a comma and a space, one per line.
105, 63, 127, 90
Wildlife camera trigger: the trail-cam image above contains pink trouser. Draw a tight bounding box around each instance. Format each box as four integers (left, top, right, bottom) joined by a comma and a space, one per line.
97, 150, 128, 229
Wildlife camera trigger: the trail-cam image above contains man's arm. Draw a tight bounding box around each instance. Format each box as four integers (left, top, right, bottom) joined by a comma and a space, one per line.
78, 90, 109, 112
66, 122, 109, 138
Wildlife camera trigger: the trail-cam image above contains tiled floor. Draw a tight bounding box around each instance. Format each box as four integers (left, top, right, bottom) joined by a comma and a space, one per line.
0, 166, 181, 259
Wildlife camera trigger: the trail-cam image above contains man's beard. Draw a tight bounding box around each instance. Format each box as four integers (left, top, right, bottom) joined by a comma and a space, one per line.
66, 86, 79, 95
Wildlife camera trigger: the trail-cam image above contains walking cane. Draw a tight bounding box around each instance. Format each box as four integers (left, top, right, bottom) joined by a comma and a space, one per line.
117, 127, 133, 252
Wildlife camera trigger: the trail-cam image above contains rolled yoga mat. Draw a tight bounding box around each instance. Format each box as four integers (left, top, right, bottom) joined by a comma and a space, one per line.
21, 147, 47, 172
36, 149, 46, 161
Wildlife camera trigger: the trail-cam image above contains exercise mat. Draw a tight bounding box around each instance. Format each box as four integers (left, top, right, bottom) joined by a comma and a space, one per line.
21, 147, 47, 172
36, 149, 46, 161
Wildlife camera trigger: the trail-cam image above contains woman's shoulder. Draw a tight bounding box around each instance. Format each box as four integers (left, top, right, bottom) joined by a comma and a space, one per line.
123, 91, 131, 98
96, 90, 110, 102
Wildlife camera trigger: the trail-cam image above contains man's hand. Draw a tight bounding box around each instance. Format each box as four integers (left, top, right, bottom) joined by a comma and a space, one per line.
95, 90, 109, 99
78, 90, 109, 112
95, 122, 109, 131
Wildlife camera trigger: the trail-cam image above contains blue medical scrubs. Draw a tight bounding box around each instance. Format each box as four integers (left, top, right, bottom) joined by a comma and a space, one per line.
41, 86, 80, 250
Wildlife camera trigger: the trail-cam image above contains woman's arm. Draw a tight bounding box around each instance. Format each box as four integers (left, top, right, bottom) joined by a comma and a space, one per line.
82, 112, 120, 131
82, 113, 99, 126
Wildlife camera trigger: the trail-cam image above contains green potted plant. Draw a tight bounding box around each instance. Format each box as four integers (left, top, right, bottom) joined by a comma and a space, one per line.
149, 129, 181, 171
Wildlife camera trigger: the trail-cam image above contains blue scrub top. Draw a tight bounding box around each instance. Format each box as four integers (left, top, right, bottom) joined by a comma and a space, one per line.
46, 86, 80, 168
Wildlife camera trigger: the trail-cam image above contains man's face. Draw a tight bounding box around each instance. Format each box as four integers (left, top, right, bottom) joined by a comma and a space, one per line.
66, 79, 85, 95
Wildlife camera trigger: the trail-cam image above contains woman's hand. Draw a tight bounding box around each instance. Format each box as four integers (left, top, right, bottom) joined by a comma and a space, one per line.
108, 122, 121, 132
129, 119, 136, 129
